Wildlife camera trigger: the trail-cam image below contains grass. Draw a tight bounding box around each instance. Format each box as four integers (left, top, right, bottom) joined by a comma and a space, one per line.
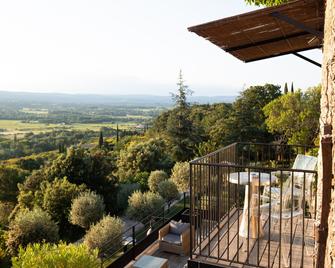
0, 120, 138, 138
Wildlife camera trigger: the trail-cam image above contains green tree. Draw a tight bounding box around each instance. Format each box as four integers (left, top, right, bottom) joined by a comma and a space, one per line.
45, 147, 118, 213
12, 242, 100, 268
41, 178, 85, 228
263, 85, 321, 145
224, 84, 282, 144
284, 82, 288, 94
69, 191, 105, 229
127, 191, 164, 221
244, 0, 288, 6
158, 180, 179, 203
117, 138, 172, 182
99, 131, 104, 148
6, 208, 59, 255
166, 71, 200, 161
0, 166, 27, 202
170, 162, 189, 193
148, 170, 168, 192
84, 215, 124, 253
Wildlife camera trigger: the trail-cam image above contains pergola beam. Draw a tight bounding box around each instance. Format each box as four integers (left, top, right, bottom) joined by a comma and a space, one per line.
271, 11, 324, 39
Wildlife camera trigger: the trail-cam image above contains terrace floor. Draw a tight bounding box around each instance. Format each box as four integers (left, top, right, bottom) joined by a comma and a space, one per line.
125, 240, 188, 268
192, 208, 315, 268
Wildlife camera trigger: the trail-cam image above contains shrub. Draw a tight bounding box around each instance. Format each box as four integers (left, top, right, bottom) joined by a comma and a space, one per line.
6, 208, 59, 255
132, 172, 149, 191
69, 191, 105, 229
84, 216, 124, 253
170, 162, 189, 192
127, 191, 164, 221
148, 170, 168, 192
116, 183, 140, 213
12, 242, 100, 268
41, 177, 85, 226
0, 202, 14, 227
158, 180, 179, 202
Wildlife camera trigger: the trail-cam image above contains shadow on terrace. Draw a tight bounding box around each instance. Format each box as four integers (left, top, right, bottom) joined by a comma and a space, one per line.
189, 142, 318, 268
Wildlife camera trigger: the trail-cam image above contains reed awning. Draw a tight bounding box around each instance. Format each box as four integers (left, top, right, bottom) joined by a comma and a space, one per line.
188, 0, 324, 65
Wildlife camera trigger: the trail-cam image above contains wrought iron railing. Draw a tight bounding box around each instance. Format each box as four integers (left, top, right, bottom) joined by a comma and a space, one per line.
189, 142, 318, 268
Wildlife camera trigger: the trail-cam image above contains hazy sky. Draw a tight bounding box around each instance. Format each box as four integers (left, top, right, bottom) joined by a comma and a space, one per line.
0, 0, 321, 96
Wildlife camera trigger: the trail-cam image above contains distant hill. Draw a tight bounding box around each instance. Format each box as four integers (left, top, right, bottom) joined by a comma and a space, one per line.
0, 91, 236, 106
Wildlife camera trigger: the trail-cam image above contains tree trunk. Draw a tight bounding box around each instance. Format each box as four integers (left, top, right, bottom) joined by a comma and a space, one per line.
318, 0, 335, 266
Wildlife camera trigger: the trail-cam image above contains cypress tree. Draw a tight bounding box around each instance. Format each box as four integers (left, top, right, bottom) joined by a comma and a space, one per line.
116, 124, 119, 143
99, 131, 104, 148
291, 82, 294, 93
284, 82, 288, 94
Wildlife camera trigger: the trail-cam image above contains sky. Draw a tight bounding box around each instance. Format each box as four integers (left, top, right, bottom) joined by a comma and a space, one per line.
0, 0, 322, 96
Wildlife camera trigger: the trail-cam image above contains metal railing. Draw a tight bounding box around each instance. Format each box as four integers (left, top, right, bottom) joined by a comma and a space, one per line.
189, 142, 318, 268
100, 193, 188, 267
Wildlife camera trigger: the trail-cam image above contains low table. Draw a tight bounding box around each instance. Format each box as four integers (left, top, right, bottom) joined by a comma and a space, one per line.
133, 255, 168, 268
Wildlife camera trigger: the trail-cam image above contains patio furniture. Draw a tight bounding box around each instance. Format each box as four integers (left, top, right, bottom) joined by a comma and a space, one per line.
132, 255, 168, 268
229, 171, 278, 239
158, 220, 191, 256
260, 154, 317, 267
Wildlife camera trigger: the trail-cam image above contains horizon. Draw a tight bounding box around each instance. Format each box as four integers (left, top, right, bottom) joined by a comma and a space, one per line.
0, 0, 321, 96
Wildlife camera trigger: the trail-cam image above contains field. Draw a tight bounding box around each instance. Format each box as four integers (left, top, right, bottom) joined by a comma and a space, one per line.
0, 120, 139, 138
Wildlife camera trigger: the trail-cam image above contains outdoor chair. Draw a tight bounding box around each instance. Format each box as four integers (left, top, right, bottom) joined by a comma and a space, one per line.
260, 154, 317, 267
158, 220, 191, 256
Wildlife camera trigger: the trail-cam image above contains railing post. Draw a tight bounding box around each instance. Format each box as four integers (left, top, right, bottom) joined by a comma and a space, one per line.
132, 225, 136, 260
184, 192, 186, 209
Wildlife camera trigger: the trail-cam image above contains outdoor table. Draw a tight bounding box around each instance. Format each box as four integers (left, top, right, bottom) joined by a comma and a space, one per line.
133, 255, 168, 268
229, 171, 278, 239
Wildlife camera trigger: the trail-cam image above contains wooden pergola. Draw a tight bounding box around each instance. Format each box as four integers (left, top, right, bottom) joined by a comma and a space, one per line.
188, 0, 324, 67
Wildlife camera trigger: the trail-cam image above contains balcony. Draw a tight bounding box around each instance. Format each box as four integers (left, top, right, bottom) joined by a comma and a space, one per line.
189, 142, 318, 268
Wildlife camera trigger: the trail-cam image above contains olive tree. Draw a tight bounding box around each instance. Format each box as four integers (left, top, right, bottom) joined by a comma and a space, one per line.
69, 191, 105, 229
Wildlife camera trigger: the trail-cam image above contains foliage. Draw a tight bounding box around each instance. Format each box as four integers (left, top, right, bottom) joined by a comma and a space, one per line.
12, 242, 100, 268
158, 180, 179, 202
45, 147, 118, 213
127, 191, 164, 221
263, 85, 321, 145
69, 191, 105, 229
5, 208, 59, 255
148, 170, 168, 192
0, 166, 27, 202
41, 177, 85, 228
166, 71, 200, 161
84, 215, 124, 253
116, 183, 141, 213
117, 138, 173, 182
222, 84, 282, 144
244, 0, 289, 6
131, 171, 149, 191
0, 202, 15, 227
170, 162, 189, 192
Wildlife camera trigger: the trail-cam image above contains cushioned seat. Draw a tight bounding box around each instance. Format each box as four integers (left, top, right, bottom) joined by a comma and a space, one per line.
158, 220, 193, 256
161, 233, 181, 245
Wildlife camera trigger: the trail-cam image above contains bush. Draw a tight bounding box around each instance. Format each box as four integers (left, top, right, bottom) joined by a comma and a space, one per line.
0, 202, 14, 227
41, 177, 85, 226
148, 170, 168, 192
69, 191, 105, 229
84, 216, 124, 253
158, 180, 179, 202
131, 172, 149, 191
170, 162, 189, 192
117, 138, 173, 181
12, 242, 100, 268
6, 208, 59, 255
116, 183, 140, 213
127, 191, 164, 221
